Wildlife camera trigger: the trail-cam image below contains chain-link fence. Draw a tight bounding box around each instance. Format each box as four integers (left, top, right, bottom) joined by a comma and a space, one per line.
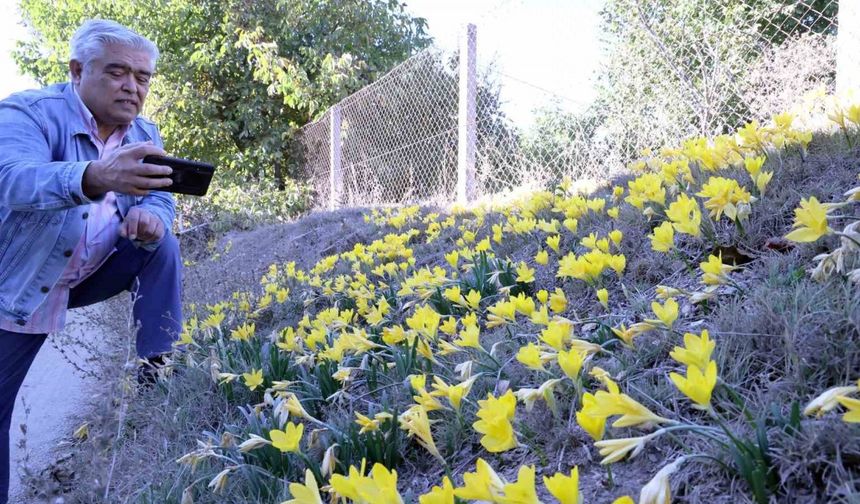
294, 0, 840, 209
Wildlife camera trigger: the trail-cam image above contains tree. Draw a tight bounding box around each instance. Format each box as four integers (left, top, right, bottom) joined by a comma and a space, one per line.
595, 0, 838, 163
15, 0, 431, 189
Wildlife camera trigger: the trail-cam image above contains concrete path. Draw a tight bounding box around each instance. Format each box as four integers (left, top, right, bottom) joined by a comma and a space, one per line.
8, 307, 108, 503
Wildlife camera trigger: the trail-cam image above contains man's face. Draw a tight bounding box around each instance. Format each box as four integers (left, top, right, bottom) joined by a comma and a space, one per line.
70, 43, 154, 127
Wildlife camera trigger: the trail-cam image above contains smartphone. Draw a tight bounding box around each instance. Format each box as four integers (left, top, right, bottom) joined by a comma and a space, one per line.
143, 155, 216, 196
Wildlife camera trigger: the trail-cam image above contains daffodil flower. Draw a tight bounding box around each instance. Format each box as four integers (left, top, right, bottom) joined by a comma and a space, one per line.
670, 361, 718, 410
543, 467, 580, 504
453, 458, 505, 501
670, 330, 715, 371
650, 221, 674, 252
269, 422, 304, 453
283, 469, 324, 504
473, 391, 518, 452
785, 196, 833, 242
419, 476, 454, 504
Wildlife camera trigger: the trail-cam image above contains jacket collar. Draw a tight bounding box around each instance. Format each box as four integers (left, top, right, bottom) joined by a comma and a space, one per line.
61, 82, 90, 138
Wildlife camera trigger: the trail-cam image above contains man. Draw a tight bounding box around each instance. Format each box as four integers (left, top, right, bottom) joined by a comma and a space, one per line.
0, 19, 183, 503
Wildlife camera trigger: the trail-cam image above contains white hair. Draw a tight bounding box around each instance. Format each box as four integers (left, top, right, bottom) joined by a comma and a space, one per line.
70, 19, 159, 68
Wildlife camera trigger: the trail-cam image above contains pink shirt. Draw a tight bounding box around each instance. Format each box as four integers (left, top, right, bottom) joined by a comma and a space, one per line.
0, 87, 129, 334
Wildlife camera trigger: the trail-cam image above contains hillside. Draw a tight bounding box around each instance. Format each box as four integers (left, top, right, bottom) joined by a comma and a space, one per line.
50, 95, 860, 504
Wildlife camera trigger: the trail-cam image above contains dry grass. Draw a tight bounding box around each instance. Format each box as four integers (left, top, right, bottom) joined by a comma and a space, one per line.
34, 129, 860, 504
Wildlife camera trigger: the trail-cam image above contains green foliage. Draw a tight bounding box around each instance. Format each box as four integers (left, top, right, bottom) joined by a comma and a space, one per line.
177, 179, 314, 233
15, 0, 431, 187
595, 0, 837, 160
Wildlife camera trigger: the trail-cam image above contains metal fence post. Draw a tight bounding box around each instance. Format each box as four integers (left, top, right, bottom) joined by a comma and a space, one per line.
457, 23, 477, 204
329, 105, 342, 210
838, 1, 860, 95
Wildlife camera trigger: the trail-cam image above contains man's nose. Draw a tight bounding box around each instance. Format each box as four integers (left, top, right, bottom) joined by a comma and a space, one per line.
121, 74, 137, 93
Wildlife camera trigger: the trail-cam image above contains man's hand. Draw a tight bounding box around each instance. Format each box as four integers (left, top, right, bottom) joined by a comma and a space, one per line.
82, 142, 173, 198
120, 207, 165, 243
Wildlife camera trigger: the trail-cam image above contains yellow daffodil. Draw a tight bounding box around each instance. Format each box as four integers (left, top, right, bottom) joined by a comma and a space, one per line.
785, 196, 833, 242
546, 234, 561, 253
445, 251, 459, 269
473, 391, 518, 452
648, 298, 679, 328
699, 253, 737, 286
230, 322, 255, 342
406, 304, 441, 339
283, 469, 324, 504
549, 288, 568, 313
498, 465, 540, 504
609, 229, 623, 246
597, 288, 609, 309
398, 405, 444, 462
576, 392, 607, 441
281, 393, 314, 420
536, 289, 549, 304
743, 156, 765, 178
756, 171, 774, 195
530, 304, 550, 326
589, 390, 671, 429
454, 322, 482, 350
837, 396, 860, 423
419, 476, 455, 504
242, 369, 264, 391
611, 323, 652, 346
626, 173, 666, 209
543, 467, 580, 504
516, 262, 536, 283
665, 194, 701, 237
558, 348, 587, 380
270, 422, 304, 453
464, 289, 482, 310
670, 361, 718, 410
382, 325, 408, 345
454, 458, 505, 501
444, 285, 462, 304
608, 254, 626, 275
670, 330, 715, 372
650, 221, 674, 252
431, 375, 478, 411
439, 316, 458, 336
516, 342, 547, 371
487, 300, 517, 328
696, 176, 752, 221
330, 461, 404, 504
513, 292, 536, 316
202, 310, 226, 329
540, 319, 572, 351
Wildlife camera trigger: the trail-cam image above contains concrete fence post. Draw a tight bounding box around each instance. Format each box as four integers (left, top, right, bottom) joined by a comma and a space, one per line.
457, 23, 477, 204
329, 105, 342, 210
838, 1, 860, 95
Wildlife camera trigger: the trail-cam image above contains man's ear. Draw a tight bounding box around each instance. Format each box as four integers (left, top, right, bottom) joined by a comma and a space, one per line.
69, 59, 83, 85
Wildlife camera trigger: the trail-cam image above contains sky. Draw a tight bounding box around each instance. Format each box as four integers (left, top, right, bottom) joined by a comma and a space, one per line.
0, 0, 606, 124
404, 0, 607, 124
0, 0, 35, 99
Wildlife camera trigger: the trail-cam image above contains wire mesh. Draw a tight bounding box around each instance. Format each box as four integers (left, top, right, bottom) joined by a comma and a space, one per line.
293, 0, 839, 209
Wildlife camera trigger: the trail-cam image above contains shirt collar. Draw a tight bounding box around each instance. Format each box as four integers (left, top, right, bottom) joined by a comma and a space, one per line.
71, 84, 131, 142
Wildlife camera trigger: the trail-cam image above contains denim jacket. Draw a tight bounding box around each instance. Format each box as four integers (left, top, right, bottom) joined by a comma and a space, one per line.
0, 82, 174, 325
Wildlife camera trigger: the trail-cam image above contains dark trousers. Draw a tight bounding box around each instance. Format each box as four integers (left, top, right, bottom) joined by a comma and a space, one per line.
0, 234, 182, 503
